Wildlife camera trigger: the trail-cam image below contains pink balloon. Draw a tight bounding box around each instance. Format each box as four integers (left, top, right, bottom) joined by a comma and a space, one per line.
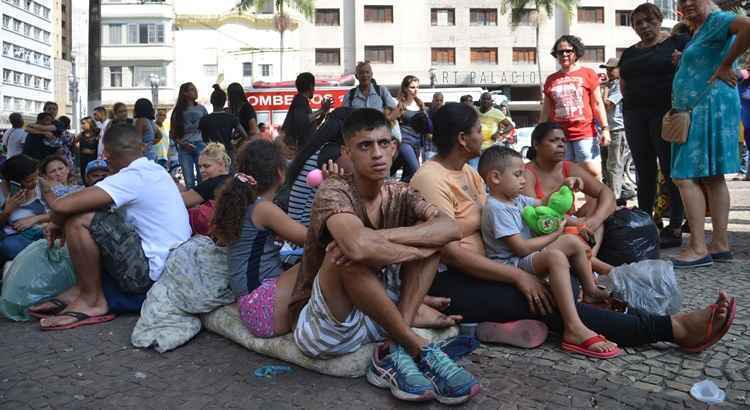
306, 169, 324, 187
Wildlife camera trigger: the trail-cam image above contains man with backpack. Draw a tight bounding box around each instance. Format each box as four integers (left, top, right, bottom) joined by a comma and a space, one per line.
343, 62, 398, 112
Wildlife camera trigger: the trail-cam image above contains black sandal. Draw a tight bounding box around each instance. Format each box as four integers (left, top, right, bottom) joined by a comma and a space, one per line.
27, 298, 67, 319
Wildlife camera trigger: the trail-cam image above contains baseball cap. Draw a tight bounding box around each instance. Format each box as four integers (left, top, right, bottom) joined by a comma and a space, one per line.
599, 58, 619, 69
85, 159, 109, 176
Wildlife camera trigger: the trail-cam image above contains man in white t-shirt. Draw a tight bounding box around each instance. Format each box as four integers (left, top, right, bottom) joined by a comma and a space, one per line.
30, 123, 191, 330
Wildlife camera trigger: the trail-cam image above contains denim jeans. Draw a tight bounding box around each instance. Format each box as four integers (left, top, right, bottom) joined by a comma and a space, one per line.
178, 140, 206, 188
398, 143, 420, 183
0, 233, 36, 264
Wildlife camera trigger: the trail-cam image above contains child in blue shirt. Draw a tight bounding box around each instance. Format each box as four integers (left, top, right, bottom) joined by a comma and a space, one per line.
478, 145, 620, 359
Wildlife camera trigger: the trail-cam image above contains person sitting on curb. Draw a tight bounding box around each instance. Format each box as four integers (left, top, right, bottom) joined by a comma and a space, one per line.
289, 108, 480, 405
27, 123, 191, 330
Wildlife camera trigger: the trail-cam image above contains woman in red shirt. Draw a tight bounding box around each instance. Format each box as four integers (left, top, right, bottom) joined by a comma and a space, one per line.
542, 35, 610, 181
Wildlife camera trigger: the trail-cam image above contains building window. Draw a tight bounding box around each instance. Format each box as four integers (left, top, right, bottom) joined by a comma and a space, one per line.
315, 48, 341, 65
470, 9, 497, 26
108, 24, 122, 44
578, 7, 604, 23
13, 72, 21, 84
127, 23, 164, 44
512, 47, 537, 64
616, 10, 632, 26
132, 65, 166, 87
364, 6, 393, 23
470, 47, 498, 64
616, 48, 627, 59
2, 15, 9, 29
242, 62, 253, 77
431, 8, 455, 26
13, 18, 20, 31
261, 64, 272, 77
582, 46, 605, 63
3, 97, 10, 110
315, 9, 339, 26
43, 78, 49, 90
110, 66, 122, 87
512, 9, 538, 25
2, 69, 10, 83
364, 45, 394, 64
431, 48, 455, 65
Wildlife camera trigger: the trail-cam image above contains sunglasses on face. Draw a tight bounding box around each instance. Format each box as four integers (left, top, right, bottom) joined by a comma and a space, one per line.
554, 49, 576, 57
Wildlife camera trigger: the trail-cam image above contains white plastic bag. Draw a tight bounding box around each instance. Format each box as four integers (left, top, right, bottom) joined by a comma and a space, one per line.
602, 260, 682, 315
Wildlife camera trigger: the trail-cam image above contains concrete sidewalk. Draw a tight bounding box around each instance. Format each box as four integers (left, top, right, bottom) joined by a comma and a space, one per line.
1, 181, 749, 409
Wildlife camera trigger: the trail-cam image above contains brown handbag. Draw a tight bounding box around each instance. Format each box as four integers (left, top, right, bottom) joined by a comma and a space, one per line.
661, 85, 713, 144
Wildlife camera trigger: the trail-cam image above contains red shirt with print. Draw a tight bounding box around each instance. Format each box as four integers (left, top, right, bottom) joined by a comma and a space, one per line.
543, 67, 600, 141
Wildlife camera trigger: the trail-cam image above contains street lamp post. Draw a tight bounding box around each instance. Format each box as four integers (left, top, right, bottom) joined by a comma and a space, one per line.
149, 73, 160, 110
69, 56, 79, 132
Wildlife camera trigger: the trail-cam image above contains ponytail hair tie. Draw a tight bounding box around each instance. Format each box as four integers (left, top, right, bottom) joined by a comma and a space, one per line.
235, 172, 257, 187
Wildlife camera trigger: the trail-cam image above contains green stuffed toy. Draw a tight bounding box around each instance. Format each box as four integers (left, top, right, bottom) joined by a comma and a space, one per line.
522, 185, 574, 235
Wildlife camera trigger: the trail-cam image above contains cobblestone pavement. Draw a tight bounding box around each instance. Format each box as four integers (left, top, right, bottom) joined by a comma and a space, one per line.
1, 181, 749, 409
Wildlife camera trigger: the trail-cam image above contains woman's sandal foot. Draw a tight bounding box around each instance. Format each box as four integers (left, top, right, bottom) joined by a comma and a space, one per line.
679, 292, 736, 353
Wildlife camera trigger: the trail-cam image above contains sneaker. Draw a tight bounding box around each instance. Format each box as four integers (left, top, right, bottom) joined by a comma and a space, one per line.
366, 344, 434, 402
418, 343, 481, 405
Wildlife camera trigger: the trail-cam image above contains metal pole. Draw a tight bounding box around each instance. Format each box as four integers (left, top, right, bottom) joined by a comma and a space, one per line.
69, 56, 79, 131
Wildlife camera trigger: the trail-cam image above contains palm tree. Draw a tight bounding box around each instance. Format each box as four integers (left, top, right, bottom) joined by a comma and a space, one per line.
88, 0, 102, 110
237, 0, 314, 81
500, 0, 578, 94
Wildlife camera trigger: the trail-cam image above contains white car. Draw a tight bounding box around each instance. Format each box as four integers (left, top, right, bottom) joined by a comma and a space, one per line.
512, 126, 534, 160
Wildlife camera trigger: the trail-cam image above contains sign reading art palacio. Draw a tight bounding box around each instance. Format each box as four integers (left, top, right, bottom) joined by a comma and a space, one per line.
433, 70, 545, 86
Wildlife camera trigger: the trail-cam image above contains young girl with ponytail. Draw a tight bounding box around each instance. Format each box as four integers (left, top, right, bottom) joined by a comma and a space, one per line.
212, 140, 306, 337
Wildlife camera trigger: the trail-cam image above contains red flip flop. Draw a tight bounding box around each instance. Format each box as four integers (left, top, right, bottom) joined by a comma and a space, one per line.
562, 334, 622, 359
683, 297, 736, 353
476, 320, 549, 348
40, 311, 116, 331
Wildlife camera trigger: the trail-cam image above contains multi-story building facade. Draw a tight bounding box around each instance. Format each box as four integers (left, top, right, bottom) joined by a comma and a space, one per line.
173, 0, 299, 103
300, 0, 678, 124
52, 0, 72, 117
96, 0, 677, 123
100, 0, 176, 109
1, 0, 54, 127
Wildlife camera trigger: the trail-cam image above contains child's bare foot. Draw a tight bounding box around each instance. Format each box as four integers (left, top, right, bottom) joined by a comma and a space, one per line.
563, 324, 620, 358
413, 304, 462, 329
582, 287, 610, 304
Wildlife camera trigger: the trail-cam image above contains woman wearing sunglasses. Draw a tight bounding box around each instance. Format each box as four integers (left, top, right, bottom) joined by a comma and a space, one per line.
541, 35, 609, 183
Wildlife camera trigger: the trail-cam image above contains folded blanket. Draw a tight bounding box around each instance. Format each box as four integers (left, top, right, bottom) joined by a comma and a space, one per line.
202, 304, 459, 378
131, 236, 235, 352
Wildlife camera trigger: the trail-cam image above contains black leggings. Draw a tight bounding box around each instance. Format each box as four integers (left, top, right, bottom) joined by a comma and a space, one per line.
429, 267, 674, 347
623, 109, 684, 228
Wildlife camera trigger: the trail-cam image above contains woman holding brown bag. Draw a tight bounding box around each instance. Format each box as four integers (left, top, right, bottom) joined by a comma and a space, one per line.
668, 0, 750, 268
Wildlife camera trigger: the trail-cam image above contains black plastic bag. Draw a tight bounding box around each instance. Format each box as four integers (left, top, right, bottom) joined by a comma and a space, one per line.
598, 208, 659, 266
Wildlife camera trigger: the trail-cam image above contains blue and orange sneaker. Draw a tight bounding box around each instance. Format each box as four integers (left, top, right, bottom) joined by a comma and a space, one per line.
366, 343, 434, 402
418, 342, 480, 405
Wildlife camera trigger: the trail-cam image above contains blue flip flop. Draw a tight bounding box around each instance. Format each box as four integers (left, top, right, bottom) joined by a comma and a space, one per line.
710, 251, 734, 263
671, 255, 714, 269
